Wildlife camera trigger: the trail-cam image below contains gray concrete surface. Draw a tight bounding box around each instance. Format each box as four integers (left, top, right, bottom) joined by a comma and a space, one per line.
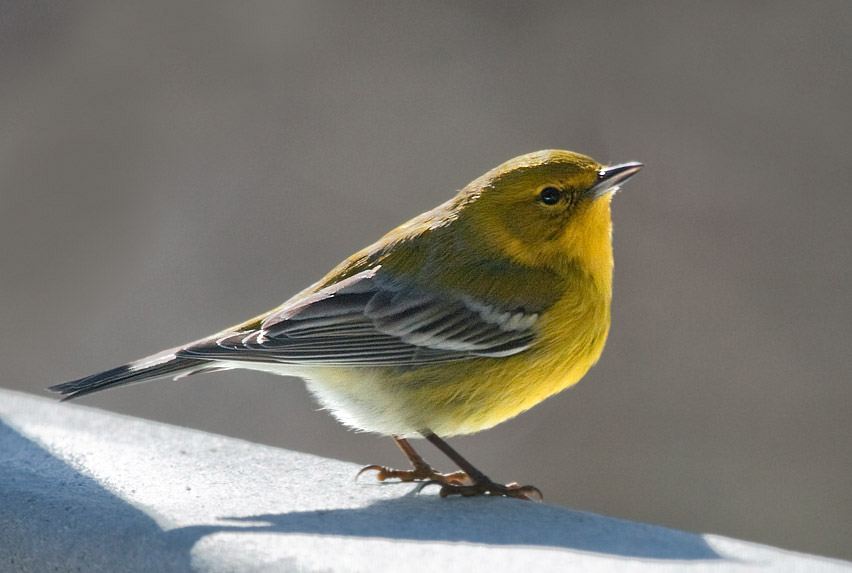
1, 388, 849, 572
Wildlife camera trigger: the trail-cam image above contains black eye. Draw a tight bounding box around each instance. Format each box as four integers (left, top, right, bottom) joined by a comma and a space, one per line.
539, 187, 561, 205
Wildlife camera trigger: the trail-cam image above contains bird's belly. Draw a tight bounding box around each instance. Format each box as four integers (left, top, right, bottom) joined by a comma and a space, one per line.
303, 367, 429, 436
299, 326, 608, 438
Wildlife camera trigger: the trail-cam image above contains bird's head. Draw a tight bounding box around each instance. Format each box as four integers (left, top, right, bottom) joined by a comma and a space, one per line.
459, 150, 642, 279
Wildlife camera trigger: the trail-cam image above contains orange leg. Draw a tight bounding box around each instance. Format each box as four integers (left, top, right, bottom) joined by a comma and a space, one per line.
358, 432, 542, 501
357, 435, 471, 486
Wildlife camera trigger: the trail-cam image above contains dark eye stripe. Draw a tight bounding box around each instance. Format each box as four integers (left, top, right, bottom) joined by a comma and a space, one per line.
539, 187, 561, 205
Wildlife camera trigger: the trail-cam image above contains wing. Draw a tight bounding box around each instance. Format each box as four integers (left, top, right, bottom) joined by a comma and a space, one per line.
179, 267, 539, 367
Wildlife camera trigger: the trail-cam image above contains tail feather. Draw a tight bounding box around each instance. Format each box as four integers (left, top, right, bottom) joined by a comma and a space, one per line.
48, 355, 208, 401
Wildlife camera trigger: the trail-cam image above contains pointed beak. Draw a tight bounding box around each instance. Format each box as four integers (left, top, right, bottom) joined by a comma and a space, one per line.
587, 161, 644, 198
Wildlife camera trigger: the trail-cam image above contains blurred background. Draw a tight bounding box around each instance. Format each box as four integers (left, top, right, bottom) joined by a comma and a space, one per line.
2, 0, 851, 560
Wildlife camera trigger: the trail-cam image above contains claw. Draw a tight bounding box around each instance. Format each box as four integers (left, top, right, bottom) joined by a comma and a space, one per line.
355, 464, 389, 482
415, 480, 443, 495
356, 463, 470, 485
419, 478, 543, 502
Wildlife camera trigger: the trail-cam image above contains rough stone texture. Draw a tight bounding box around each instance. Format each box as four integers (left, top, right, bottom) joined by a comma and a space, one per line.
1, 388, 849, 573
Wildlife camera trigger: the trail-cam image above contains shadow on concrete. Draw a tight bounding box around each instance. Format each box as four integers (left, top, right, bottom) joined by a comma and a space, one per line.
167, 495, 722, 561
1, 416, 720, 565
0, 420, 193, 572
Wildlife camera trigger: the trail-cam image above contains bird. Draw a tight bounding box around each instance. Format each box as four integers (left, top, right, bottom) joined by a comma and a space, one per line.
49, 149, 642, 501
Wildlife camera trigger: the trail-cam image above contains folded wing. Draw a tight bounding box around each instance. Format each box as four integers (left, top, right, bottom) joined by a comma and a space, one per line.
180, 267, 539, 367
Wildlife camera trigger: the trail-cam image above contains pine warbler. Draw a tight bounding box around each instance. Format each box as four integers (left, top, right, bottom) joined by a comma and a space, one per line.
50, 150, 642, 500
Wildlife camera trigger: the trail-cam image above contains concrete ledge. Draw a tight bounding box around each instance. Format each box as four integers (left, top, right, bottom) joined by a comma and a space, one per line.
1, 388, 849, 572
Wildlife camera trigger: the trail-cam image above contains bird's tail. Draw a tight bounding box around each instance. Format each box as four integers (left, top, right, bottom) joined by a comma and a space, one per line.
48, 349, 209, 401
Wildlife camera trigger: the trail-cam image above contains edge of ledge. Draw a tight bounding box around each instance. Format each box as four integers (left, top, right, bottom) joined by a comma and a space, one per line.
1, 388, 849, 573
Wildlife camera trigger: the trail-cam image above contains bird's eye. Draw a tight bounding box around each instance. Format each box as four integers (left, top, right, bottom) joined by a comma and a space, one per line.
539, 187, 561, 205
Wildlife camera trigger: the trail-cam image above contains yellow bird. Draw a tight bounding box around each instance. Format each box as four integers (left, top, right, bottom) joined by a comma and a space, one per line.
50, 150, 642, 501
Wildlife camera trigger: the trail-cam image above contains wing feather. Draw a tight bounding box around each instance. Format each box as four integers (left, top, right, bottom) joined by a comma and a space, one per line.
180, 267, 539, 366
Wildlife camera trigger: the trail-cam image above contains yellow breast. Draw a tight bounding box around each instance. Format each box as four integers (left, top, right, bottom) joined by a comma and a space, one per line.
396, 274, 610, 436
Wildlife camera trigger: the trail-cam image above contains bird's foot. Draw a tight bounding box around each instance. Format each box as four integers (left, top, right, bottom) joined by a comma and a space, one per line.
419, 478, 543, 502
356, 461, 471, 486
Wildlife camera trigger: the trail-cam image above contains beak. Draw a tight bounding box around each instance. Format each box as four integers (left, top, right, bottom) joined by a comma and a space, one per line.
588, 161, 644, 199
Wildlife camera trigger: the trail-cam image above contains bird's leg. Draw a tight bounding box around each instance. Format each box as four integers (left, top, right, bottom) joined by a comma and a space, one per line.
418, 432, 543, 502
357, 435, 471, 485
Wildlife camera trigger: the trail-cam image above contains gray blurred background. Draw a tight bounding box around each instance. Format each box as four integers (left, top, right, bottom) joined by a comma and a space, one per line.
2, 0, 851, 560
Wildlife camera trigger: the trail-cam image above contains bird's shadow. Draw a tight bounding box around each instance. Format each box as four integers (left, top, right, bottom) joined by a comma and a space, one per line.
166, 492, 722, 561
2, 417, 721, 564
